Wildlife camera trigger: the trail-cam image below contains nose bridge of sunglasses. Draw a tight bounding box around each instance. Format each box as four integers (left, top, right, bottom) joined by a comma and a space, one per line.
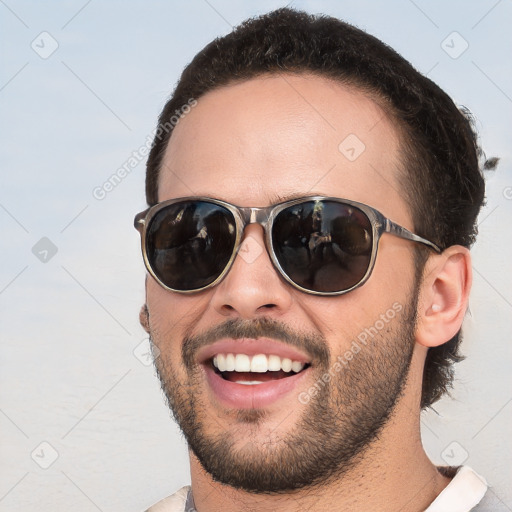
231, 207, 270, 265
237, 206, 270, 226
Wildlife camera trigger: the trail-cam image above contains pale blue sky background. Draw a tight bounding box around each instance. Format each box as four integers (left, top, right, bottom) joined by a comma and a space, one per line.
1, 1, 511, 510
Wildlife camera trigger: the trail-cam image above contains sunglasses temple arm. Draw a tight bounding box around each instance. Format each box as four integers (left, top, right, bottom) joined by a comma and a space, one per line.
384, 219, 441, 253
134, 209, 150, 232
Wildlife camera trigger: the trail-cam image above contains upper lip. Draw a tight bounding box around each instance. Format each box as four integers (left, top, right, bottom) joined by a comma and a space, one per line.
196, 338, 312, 365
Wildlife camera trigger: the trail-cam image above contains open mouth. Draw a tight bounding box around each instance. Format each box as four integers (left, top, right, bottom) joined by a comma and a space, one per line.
197, 338, 313, 408
210, 353, 311, 385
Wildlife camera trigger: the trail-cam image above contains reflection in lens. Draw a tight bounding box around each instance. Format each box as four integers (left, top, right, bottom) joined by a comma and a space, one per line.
147, 201, 236, 291
272, 201, 372, 293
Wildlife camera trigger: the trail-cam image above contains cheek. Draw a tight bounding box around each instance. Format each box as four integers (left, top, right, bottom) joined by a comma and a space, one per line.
302, 298, 375, 356
299, 276, 413, 355
146, 279, 209, 352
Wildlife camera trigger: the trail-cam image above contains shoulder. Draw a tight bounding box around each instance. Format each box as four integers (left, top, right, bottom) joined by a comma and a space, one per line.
145, 486, 191, 512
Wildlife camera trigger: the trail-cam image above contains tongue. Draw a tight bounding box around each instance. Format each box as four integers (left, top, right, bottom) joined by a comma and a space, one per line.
222, 370, 291, 382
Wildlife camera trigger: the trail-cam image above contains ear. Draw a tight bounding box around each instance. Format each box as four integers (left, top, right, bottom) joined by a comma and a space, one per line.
139, 304, 150, 334
416, 245, 472, 348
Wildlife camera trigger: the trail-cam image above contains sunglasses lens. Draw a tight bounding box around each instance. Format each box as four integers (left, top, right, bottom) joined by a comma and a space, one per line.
146, 201, 236, 291
272, 200, 373, 293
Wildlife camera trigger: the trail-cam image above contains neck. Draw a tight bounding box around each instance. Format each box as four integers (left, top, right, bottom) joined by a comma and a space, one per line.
188, 348, 451, 512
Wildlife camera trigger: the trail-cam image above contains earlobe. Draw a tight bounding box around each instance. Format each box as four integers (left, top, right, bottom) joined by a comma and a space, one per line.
139, 304, 150, 333
416, 246, 472, 348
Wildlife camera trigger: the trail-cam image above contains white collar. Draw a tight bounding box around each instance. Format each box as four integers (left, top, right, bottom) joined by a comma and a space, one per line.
425, 466, 487, 512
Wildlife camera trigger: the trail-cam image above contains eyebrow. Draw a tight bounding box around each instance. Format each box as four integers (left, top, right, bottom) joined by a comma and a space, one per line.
268, 191, 326, 204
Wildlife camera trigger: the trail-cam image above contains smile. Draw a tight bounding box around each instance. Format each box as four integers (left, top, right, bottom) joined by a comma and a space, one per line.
212, 353, 308, 384
198, 338, 313, 409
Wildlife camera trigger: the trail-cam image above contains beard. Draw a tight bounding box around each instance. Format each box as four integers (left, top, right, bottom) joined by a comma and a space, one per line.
151, 296, 417, 494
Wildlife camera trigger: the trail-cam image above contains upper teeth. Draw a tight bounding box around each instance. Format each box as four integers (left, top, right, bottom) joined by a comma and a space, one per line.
212, 353, 306, 373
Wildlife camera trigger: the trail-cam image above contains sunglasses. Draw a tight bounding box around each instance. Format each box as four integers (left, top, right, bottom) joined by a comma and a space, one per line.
134, 196, 440, 296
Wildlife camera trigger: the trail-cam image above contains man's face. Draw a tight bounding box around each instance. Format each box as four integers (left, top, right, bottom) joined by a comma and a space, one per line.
145, 75, 420, 492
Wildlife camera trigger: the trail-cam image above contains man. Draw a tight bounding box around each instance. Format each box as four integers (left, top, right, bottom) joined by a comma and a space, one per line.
135, 8, 497, 511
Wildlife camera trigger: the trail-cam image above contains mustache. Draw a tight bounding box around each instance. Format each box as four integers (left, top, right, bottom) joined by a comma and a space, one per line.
182, 317, 330, 369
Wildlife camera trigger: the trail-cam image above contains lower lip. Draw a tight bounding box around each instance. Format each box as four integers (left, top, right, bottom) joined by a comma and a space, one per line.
203, 365, 311, 409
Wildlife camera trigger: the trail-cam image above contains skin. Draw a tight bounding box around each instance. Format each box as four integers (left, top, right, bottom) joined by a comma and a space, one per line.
140, 74, 472, 511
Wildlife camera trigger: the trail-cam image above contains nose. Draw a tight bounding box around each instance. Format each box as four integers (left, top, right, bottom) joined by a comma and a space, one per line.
210, 225, 294, 318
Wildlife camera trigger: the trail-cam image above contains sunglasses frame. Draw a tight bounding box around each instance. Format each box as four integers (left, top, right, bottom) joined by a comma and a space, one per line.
134, 196, 441, 296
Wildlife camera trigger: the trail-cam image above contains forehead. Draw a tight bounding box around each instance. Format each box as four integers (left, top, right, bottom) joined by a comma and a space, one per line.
159, 74, 406, 219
